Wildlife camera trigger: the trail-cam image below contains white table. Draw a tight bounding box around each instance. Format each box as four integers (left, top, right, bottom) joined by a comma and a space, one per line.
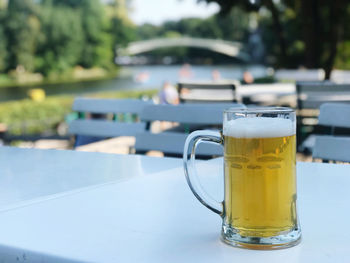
0, 147, 349, 262
0, 146, 182, 212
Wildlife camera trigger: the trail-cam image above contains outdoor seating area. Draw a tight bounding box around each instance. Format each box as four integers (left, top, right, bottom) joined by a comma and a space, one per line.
68, 99, 244, 157
312, 103, 350, 162
2, 72, 350, 260
59, 81, 350, 160
2, 0, 350, 262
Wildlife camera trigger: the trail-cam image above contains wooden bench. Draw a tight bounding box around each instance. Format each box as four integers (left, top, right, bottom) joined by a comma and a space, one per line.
178, 81, 238, 103
312, 103, 350, 162
69, 98, 152, 147
135, 103, 245, 158
296, 81, 350, 151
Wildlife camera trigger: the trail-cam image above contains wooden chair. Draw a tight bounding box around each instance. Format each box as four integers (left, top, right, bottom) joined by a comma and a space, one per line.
178, 81, 238, 103
134, 103, 245, 158
68, 98, 152, 147
312, 103, 350, 162
296, 81, 350, 150
296, 81, 350, 111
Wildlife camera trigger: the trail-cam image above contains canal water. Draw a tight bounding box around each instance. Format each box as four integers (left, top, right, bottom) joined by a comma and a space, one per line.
0, 64, 268, 102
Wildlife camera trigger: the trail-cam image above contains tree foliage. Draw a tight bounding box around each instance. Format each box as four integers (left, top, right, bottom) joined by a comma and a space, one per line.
36, 6, 84, 75
201, 0, 350, 78
136, 8, 249, 42
3, 0, 350, 80
5, 0, 41, 71
0, 0, 133, 75
0, 10, 7, 71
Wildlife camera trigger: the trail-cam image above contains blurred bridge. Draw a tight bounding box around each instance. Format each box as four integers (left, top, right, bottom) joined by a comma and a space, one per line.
116, 37, 250, 62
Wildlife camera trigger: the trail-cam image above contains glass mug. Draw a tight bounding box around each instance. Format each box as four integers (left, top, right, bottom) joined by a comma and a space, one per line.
183, 107, 301, 249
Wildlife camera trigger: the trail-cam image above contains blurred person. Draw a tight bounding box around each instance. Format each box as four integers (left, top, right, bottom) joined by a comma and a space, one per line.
134, 71, 150, 84
179, 63, 194, 80
211, 69, 221, 81
242, 71, 254, 84
157, 81, 180, 131
159, 81, 179, 105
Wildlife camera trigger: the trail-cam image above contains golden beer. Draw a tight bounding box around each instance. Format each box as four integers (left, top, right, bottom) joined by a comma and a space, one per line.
224, 134, 297, 238
184, 111, 301, 249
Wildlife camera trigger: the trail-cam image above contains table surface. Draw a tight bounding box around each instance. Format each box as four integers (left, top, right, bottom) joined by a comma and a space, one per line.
0, 147, 349, 263
0, 146, 182, 212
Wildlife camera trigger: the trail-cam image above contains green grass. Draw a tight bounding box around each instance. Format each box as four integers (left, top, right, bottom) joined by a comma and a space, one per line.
0, 89, 158, 135
0, 67, 120, 89
0, 74, 14, 87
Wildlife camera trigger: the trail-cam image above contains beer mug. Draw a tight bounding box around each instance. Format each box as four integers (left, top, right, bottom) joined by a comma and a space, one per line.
183, 107, 301, 249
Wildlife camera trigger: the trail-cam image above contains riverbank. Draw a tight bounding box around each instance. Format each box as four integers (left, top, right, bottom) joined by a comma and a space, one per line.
0, 89, 158, 136
0, 67, 120, 89
0, 65, 271, 102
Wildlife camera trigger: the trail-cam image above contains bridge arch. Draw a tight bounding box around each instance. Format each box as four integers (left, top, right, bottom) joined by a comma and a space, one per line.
117, 37, 250, 62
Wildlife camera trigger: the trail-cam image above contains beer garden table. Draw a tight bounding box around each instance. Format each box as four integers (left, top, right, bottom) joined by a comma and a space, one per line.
0, 146, 349, 262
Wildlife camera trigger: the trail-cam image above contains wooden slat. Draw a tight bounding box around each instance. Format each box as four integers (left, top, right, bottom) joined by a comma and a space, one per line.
179, 90, 235, 102
178, 81, 237, 90
72, 98, 151, 114
135, 132, 223, 156
140, 103, 245, 124
296, 82, 350, 110
68, 119, 146, 137
313, 135, 350, 162
297, 82, 350, 92
178, 81, 237, 102
318, 103, 350, 128
300, 100, 350, 110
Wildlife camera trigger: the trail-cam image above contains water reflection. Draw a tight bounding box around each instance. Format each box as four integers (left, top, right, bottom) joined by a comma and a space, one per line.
0, 64, 267, 102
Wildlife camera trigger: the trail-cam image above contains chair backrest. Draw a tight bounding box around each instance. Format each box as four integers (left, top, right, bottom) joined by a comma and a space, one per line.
295, 82, 350, 148
318, 103, 350, 128
135, 131, 223, 157
275, 69, 325, 82
72, 98, 148, 114
139, 103, 245, 125
135, 103, 245, 157
296, 82, 350, 110
178, 81, 238, 103
312, 135, 350, 162
312, 103, 350, 162
69, 98, 151, 138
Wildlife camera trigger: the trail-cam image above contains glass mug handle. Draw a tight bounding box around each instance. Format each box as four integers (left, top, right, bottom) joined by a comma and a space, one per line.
183, 130, 223, 215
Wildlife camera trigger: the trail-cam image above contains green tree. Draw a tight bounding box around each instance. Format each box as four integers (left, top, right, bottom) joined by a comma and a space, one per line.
0, 10, 7, 72
36, 6, 84, 75
175, 17, 222, 38
107, 0, 137, 59
202, 0, 350, 79
50, 0, 84, 8
46, 0, 114, 69
79, 0, 106, 67
137, 23, 162, 40
296, 0, 348, 78
5, 0, 41, 71
140, 10, 249, 42
108, 0, 134, 25
201, 0, 288, 66
215, 7, 249, 42
111, 17, 137, 47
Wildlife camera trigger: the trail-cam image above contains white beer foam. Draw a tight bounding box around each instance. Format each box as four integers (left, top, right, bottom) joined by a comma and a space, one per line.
224, 117, 295, 138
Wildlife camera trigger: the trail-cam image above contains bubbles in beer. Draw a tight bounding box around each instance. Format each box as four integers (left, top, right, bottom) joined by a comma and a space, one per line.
223, 117, 297, 237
